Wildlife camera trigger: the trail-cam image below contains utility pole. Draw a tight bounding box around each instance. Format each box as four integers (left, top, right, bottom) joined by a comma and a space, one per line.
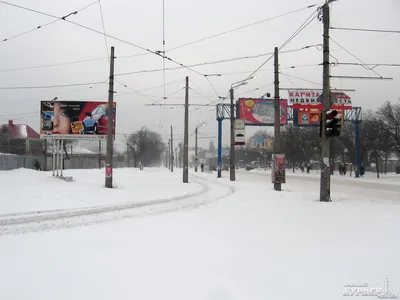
105, 46, 115, 188
229, 87, 236, 181
183, 76, 189, 183
273, 47, 281, 191
320, 1, 331, 202
195, 127, 198, 172
170, 125, 174, 172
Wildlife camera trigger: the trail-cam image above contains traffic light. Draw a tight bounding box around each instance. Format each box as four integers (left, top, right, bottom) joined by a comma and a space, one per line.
325, 110, 341, 137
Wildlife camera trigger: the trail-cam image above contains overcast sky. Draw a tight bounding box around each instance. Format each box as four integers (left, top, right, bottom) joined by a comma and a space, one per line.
0, 0, 399, 150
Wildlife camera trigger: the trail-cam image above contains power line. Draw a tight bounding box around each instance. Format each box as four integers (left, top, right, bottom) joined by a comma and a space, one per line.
330, 37, 382, 77
0, 0, 205, 77
98, 0, 109, 61
242, 7, 320, 83
0, 80, 107, 90
330, 26, 400, 34
161, 0, 167, 127
279, 72, 321, 86
102, 3, 321, 60
0, 57, 108, 73
167, 3, 320, 52
0, 0, 99, 44
337, 62, 400, 69
114, 80, 157, 102
114, 44, 321, 77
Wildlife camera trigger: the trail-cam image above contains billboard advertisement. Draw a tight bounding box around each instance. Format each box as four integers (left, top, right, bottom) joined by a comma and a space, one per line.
293, 108, 345, 127
272, 154, 286, 184
40, 101, 116, 140
288, 89, 352, 110
238, 98, 288, 126
249, 137, 274, 151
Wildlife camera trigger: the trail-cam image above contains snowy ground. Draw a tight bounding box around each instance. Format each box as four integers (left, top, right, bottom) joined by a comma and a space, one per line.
0, 167, 399, 300
0, 168, 204, 214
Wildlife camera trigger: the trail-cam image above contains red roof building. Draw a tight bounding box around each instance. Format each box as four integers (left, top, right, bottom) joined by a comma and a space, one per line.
0, 120, 42, 155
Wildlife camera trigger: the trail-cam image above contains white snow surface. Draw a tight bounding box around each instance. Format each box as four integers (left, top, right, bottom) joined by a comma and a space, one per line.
0, 168, 399, 300
0, 168, 204, 214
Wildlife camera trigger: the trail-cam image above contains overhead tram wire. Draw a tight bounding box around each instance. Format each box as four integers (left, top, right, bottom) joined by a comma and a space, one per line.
330, 27, 400, 34
0, 0, 99, 44
241, 7, 320, 84
192, 6, 320, 114
98, 0, 109, 61
161, 0, 167, 127
330, 37, 382, 77
114, 44, 322, 77
163, 3, 321, 52
114, 80, 158, 103
0, 80, 107, 90
0, 0, 204, 77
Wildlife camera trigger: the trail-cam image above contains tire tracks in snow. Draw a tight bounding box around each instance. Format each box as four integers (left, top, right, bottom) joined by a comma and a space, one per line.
0, 174, 234, 236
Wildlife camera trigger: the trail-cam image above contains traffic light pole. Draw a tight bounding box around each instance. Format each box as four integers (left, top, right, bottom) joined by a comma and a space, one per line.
320, 2, 331, 202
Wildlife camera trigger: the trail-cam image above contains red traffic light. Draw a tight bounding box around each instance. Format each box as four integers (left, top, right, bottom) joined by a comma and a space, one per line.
327, 110, 338, 119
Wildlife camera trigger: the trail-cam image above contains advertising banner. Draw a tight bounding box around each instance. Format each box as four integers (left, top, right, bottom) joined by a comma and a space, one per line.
249, 137, 266, 149
288, 90, 352, 110
272, 153, 286, 184
238, 98, 288, 126
40, 101, 116, 140
234, 119, 245, 145
293, 108, 345, 127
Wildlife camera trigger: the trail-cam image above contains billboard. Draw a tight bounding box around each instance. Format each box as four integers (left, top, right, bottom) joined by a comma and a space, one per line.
288, 89, 352, 110
40, 101, 116, 140
293, 108, 345, 127
238, 98, 288, 126
249, 137, 274, 151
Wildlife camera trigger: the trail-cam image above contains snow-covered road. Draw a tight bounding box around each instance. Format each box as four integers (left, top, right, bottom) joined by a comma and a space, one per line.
1, 168, 399, 300
239, 169, 400, 202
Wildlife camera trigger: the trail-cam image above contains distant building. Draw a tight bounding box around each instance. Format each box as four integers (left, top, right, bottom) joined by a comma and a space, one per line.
0, 120, 43, 155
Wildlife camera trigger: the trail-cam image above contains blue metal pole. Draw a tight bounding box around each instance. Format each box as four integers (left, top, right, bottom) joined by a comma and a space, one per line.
217, 118, 223, 178
354, 120, 360, 178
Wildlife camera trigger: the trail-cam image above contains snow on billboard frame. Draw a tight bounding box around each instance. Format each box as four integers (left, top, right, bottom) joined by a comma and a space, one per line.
237, 98, 288, 126
40, 100, 116, 140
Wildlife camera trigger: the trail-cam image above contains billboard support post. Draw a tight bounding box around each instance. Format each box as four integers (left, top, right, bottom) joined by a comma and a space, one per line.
105, 46, 115, 189
52, 140, 56, 177
217, 117, 223, 178
183, 76, 189, 183
60, 140, 64, 178
273, 47, 282, 191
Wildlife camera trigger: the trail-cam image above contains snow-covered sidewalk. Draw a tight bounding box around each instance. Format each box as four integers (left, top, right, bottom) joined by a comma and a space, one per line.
0, 168, 203, 214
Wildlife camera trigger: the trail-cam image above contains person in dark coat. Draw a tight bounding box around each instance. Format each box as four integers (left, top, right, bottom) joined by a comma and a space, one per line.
34, 159, 41, 171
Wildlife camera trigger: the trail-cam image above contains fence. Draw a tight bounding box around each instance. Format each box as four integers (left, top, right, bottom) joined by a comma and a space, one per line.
0, 153, 128, 171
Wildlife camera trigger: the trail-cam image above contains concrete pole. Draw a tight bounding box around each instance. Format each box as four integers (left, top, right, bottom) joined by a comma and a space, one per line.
273, 47, 281, 191
319, 2, 331, 202
105, 46, 115, 188
183, 76, 189, 183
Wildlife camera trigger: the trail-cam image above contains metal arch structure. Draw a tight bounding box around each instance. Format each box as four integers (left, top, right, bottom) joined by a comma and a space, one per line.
216, 103, 363, 178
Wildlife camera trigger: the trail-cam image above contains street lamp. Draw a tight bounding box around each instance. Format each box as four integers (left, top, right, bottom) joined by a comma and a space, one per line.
195, 122, 206, 172
229, 76, 256, 181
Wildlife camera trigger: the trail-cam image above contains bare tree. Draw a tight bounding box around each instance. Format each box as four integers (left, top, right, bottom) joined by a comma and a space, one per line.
127, 127, 165, 167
